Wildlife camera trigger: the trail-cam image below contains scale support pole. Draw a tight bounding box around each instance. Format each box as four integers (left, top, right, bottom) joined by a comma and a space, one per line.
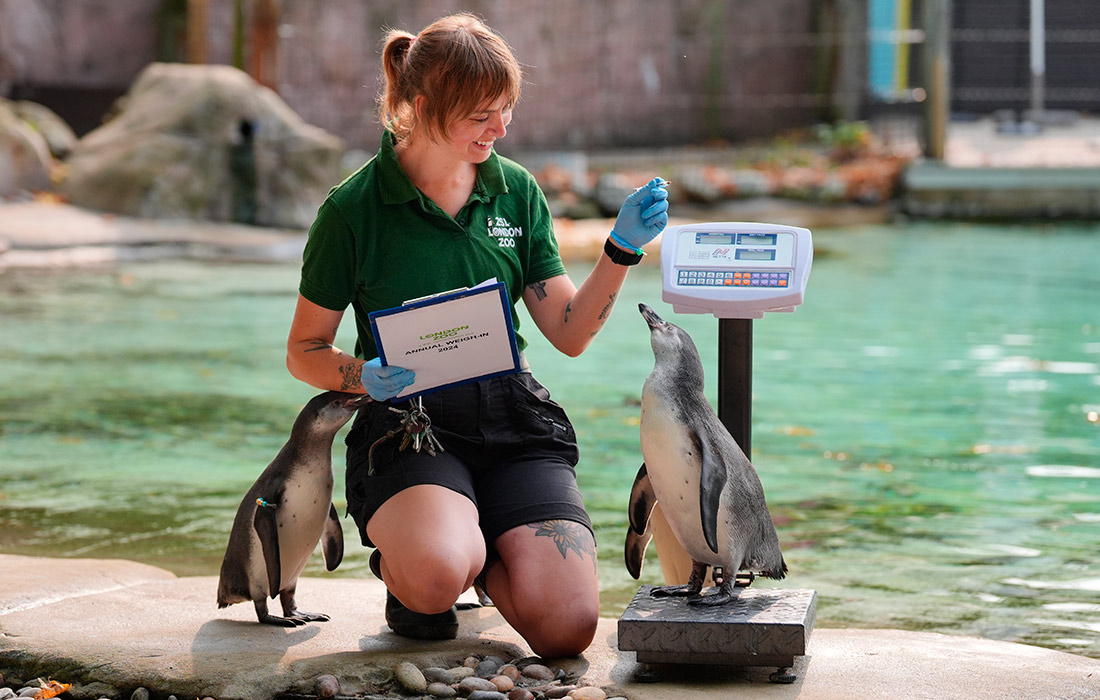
717, 318, 753, 457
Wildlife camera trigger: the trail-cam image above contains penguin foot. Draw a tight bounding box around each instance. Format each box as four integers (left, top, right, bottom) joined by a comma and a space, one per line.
686, 589, 736, 606
649, 584, 702, 598
257, 612, 309, 627
687, 580, 739, 606
288, 610, 331, 623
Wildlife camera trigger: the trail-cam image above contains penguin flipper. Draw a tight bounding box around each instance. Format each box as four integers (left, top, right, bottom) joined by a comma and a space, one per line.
253, 500, 282, 599
694, 428, 726, 555
322, 502, 344, 571
628, 463, 657, 535
625, 463, 657, 579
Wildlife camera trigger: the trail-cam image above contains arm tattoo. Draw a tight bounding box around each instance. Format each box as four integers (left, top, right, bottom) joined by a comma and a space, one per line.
597, 293, 617, 321
304, 339, 334, 353
563, 301, 572, 324
337, 362, 361, 391
527, 280, 549, 301
528, 520, 595, 565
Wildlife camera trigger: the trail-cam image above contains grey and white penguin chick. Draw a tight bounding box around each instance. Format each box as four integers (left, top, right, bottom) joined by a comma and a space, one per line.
217, 391, 368, 626
626, 303, 786, 605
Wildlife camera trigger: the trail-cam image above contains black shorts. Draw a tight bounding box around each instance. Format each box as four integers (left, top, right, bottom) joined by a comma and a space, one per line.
344, 371, 592, 550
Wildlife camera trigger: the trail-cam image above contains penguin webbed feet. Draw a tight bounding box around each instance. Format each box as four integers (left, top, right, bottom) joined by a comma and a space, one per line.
649, 560, 709, 599
252, 595, 331, 626
649, 583, 703, 598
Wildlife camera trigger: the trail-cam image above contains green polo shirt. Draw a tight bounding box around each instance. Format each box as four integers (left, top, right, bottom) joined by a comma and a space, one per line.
299, 131, 567, 361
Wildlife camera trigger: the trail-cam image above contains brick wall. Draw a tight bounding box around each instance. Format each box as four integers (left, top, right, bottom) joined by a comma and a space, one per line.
1, 0, 824, 150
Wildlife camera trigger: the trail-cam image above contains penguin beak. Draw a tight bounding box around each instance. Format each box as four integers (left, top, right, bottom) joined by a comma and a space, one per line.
346, 394, 372, 408
638, 303, 667, 330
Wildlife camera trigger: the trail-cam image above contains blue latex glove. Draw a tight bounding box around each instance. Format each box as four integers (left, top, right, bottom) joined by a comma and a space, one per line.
610, 178, 670, 253
360, 357, 415, 401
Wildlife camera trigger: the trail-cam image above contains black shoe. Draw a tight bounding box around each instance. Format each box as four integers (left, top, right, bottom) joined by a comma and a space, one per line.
385, 591, 459, 640
372, 550, 459, 640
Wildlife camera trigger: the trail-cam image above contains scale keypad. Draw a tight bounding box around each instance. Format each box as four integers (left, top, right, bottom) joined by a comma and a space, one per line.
677, 270, 789, 287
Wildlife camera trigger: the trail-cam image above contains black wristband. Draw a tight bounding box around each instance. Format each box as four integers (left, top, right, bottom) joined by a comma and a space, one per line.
604, 237, 643, 266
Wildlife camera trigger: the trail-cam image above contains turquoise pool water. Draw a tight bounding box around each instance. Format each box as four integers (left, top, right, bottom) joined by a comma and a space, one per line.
1, 221, 1098, 657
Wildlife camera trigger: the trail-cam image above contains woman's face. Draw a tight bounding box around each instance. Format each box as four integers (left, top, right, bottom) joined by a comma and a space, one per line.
441, 92, 513, 163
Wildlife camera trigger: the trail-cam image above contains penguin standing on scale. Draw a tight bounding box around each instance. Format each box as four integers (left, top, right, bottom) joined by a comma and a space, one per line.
626, 303, 787, 605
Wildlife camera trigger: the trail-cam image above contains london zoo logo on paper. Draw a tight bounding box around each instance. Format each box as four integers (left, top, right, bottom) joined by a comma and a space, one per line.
407, 325, 489, 356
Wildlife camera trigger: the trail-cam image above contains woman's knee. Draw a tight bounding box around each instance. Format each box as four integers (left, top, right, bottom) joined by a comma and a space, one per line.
522, 604, 599, 658
383, 548, 481, 613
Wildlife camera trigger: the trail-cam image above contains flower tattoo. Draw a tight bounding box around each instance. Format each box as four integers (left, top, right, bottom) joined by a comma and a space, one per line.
528, 520, 595, 563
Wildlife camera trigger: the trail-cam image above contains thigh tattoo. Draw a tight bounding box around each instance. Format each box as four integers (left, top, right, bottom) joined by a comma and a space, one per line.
527, 520, 595, 566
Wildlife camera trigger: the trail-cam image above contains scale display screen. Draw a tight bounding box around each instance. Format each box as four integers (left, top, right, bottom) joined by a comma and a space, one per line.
662, 222, 813, 319
737, 233, 777, 245
696, 233, 736, 245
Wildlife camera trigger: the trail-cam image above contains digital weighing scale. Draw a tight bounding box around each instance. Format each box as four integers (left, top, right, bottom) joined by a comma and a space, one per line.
618, 222, 816, 684
661, 221, 813, 319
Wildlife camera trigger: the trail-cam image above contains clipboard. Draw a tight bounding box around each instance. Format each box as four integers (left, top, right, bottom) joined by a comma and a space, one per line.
368, 280, 522, 400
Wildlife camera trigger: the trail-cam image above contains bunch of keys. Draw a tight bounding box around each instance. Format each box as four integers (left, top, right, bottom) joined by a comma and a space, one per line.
367, 396, 444, 475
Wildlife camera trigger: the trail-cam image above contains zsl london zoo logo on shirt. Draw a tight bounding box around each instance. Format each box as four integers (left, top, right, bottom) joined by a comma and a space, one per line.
487, 216, 523, 248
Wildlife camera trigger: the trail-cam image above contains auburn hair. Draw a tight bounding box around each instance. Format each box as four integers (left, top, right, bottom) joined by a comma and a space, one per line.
379, 13, 522, 142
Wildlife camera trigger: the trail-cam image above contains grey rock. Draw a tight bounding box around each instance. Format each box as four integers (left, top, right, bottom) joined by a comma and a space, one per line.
12, 100, 77, 159
315, 674, 340, 698
393, 661, 426, 693
476, 655, 506, 678
0, 98, 51, 196
426, 682, 456, 698
458, 676, 498, 693
129, 688, 150, 700
448, 666, 476, 681
520, 663, 554, 681
0, 689, 14, 700
17, 689, 38, 698
466, 692, 507, 700
422, 667, 454, 684
60, 62, 342, 228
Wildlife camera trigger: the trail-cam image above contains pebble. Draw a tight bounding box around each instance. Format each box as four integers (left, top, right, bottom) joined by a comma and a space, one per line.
427, 682, 456, 698
521, 664, 555, 681
498, 665, 521, 682
464, 656, 481, 668
569, 688, 606, 700
490, 675, 514, 692
476, 656, 506, 678
315, 674, 340, 698
422, 667, 454, 684
130, 688, 150, 700
507, 689, 534, 700
459, 676, 498, 694
546, 686, 575, 698
467, 692, 508, 700
449, 666, 476, 681
394, 661, 427, 693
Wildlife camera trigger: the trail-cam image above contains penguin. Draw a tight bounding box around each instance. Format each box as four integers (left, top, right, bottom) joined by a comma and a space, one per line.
625, 303, 787, 605
217, 391, 368, 626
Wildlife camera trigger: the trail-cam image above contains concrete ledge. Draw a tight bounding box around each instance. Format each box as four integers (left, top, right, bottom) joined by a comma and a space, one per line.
2, 555, 1098, 700
902, 161, 1100, 219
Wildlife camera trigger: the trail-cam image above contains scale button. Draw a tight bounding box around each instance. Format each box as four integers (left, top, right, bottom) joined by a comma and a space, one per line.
778, 279, 787, 286
724, 278, 732, 285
